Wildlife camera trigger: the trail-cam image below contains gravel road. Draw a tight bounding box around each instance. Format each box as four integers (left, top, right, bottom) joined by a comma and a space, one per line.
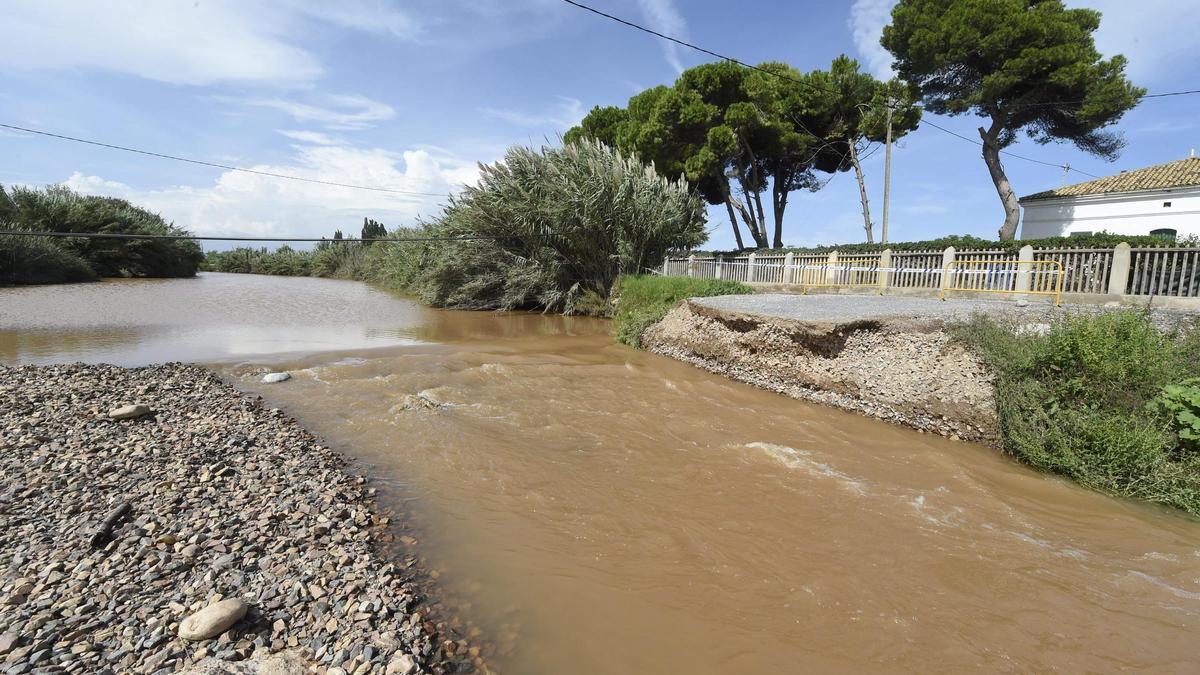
692, 293, 1197, 326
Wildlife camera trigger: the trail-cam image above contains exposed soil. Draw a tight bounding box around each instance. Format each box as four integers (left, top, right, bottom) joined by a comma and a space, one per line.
643, 300, 997, 443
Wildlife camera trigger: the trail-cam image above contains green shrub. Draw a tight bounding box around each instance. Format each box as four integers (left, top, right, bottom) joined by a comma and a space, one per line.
0, 184, 202, 284
0, 231, 97, 284
614, 275, 753, 348
951, 311, 1200, 514
1148, 379, 1200, 456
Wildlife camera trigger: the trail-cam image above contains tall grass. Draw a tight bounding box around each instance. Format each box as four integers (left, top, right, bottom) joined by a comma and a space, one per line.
613, 275, 754, 348
0, 184, 202, 284
951, 311, 1200, 514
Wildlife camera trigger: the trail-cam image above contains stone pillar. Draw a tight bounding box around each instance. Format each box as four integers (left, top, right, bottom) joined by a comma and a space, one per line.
747, 252, 757, 283
878, 248, 892, 295
716, 255, 725, 280
1015, 244, 1034, 294
1108, 242, 1132, 296
663, 256, 669, 276
687, 254, 696, 278
825, 250, 839, 285
940, 246, 956, 292
783, 252, 795, 285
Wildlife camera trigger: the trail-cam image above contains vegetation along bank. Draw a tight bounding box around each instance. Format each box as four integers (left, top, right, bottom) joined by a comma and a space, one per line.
0, 185, 202, 285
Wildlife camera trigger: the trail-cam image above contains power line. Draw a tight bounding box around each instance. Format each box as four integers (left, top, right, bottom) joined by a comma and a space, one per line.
0, 230, 554, 243
919, 118, 1102, 178
0, 123, 454, 198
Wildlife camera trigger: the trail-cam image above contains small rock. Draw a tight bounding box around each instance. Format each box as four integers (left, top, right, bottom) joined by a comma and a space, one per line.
261, 372, 291, 384
178, 599, 250, 641
107, 404, 151, 420
0, 632, 19, 655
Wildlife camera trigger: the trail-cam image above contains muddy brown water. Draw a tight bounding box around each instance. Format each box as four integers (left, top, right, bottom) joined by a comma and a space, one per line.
3, 273, 1200, 673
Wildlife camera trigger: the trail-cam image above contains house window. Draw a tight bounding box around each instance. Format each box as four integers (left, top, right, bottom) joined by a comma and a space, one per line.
1150, 228, 1177, 242
1163, 201, 1173, 207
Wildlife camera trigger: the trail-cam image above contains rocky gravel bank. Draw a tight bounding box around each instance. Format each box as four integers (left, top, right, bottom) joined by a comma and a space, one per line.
0, 363, 478, 674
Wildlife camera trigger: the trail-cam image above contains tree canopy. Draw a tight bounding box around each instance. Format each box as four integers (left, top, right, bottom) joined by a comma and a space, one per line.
567, 56, 919, 248
881, 0, 1144, 240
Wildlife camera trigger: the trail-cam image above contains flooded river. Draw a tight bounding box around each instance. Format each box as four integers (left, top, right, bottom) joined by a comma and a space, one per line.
4, 273, 1200, 673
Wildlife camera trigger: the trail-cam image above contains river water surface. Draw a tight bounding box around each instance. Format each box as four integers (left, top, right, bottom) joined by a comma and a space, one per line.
3, 273, 1200, 673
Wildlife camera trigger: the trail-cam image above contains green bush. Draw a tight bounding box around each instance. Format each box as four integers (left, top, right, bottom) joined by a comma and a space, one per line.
614, 275, 753, 348
0, 184, 202, 284
411, 139, 707, 313
0, 231, 97, 284
951, 311, 1200, 514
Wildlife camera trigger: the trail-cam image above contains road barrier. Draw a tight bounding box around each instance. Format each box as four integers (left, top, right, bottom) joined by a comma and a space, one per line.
940, 259, 1064, 306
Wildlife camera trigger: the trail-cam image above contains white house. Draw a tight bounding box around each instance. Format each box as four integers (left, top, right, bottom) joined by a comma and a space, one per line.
1019, 156, 1200, 241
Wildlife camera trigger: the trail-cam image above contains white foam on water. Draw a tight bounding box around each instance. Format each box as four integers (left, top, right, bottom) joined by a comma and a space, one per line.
744, 442, 869, 495
1128, 571, 1200, 601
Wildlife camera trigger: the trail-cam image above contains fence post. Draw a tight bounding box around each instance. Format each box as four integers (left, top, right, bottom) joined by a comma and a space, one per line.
747, 252, 757, 283
825, 250, 839, 285
663, 256, 669, 275
878, 248, 892, 294
717, 254, 725, 280
1108, 242, 1131, 296
940, 246, 956, 292
1015, 244, 1034, 294
687, 254, 696, 278
783, 252, 795, 285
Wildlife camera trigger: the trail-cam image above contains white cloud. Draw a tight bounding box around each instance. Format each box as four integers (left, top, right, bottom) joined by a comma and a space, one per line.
235, 95, 396, 130
479, 97, 584, 130
849, 0, 898, 79
60, 140, 483, 241
0, 0, 423, 86
277, 130, 338, 145
635, 0, 689, 74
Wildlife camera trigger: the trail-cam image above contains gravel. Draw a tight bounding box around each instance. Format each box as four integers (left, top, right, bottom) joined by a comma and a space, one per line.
692, 293, 1197, 327
0, 363, 482, 674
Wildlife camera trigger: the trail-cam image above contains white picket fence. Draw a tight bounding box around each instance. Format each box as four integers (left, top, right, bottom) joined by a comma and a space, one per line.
662, 242, 1200, 305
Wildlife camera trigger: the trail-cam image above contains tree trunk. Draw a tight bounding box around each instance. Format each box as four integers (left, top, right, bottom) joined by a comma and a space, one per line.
771, 168, 789, 249
720, 181, 746, 250
979, 118, 1021, 241
847, 141, 874, 244
732, 172, 768, 248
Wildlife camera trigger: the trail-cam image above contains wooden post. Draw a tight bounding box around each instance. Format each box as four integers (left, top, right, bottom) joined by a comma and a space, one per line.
687, 254, 696, 278
825, 250, 839, 285
716, 254, 725, 280
747, 252, 757, 283
1108, 242, 1131, 296
663, 256, 669, 275
783, 252, 795, 285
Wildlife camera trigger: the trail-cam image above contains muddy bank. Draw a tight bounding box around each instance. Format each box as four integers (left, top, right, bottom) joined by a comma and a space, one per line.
643, 300, 996, 443
0, 363, 479, 674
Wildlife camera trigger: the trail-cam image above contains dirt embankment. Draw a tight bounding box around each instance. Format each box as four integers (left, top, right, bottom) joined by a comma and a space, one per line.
643, 300, 997, 443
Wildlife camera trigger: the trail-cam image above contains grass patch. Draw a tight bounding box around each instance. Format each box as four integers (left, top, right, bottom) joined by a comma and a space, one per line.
950, 311, 1200, 515
614, 275, 753, 348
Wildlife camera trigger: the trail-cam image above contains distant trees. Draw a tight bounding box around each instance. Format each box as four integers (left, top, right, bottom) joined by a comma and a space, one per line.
360, 218, 386, 244
882, 0, 1144, 240
567, 56, 919, 248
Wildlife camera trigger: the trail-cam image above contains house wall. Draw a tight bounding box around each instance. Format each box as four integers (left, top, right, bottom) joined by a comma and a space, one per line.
1019, 186, 1200, 239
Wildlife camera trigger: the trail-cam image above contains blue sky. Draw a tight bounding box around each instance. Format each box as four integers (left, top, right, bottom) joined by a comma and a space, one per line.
2, 0, 1198, 251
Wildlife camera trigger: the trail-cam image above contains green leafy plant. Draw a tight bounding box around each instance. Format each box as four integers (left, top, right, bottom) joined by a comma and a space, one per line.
1148, 379, 1200, 455
613, 275, 753, 348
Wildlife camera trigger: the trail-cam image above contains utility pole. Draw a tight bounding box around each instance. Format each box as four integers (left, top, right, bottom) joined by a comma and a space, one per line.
881, 97, 895, 245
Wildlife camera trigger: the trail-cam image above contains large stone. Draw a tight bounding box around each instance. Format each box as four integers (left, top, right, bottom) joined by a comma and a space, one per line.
0, 632, 18, 656
261, 372, 291, 384
179, 599, 249, 641
107, 404, 151, 420
386, 654, 416, 675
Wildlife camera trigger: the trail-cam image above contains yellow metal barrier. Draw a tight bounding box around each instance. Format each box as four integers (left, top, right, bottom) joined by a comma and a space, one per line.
791, 265, 885, 295
939, 259, 1063, 306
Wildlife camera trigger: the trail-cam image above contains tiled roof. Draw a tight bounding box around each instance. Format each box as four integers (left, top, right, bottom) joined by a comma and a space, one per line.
1020, 157, 1200, 201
